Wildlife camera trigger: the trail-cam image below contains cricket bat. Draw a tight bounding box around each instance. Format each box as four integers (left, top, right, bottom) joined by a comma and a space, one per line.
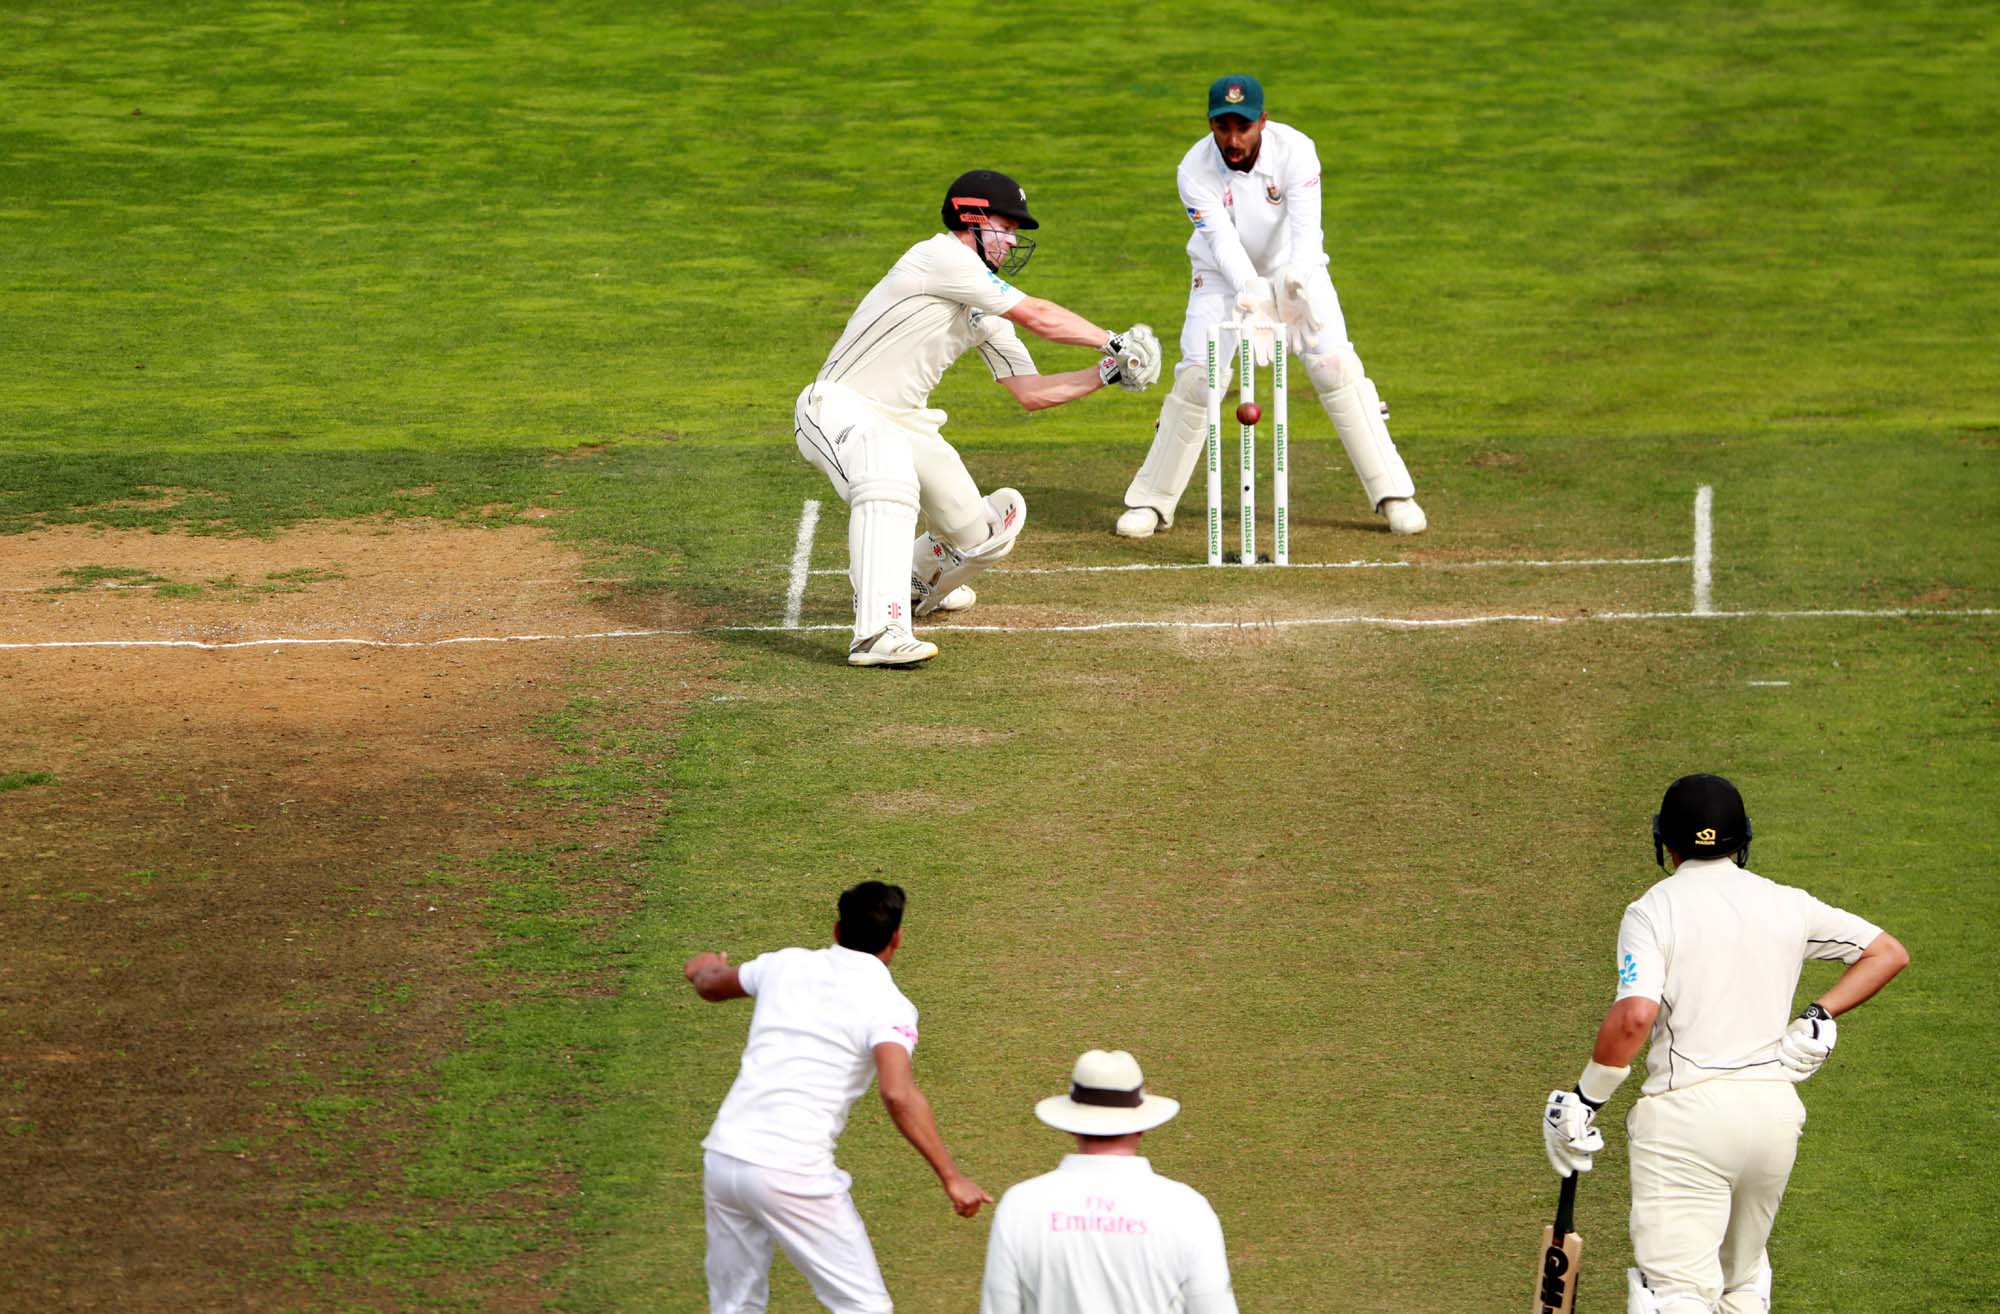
1534, 1172, 1582, 1313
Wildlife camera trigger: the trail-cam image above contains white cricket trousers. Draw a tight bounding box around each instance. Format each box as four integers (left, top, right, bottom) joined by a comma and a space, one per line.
703, 1150, 893, 1314
794, 381, 989, 644
1627, 1080, 1804, 1313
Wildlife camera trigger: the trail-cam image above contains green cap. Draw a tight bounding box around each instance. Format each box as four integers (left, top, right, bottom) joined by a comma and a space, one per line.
1207, 74, 1264, 121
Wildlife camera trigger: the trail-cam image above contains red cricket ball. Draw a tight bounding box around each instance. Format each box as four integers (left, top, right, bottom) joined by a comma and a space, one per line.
1235, 401, 1262, 425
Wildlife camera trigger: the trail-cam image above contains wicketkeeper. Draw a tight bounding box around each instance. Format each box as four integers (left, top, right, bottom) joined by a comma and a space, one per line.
1115, 75, 1426, 540
796, 169, 1161, 667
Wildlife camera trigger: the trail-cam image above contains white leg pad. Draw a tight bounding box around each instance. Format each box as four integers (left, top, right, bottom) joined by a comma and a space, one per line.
1307, 347, 1416, 510
849, 477, 920, 643
1121, 370, 1209, 525
911, 487, 1025, 616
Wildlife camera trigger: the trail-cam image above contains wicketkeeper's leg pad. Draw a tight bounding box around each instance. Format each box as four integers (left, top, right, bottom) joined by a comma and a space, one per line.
1304, 346, 1416, 510
1121, 368, 1210, 525
911, 488, 1026, 616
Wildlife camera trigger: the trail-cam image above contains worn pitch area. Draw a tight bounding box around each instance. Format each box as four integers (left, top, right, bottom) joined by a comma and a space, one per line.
0, 522, 710, 1312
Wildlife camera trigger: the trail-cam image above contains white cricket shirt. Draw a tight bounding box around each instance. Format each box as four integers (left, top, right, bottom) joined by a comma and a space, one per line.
814, 233, 1035, 415
1176, 120, 1329, 294
1614, 858, 1883, 1096
980, 1154, 1239, 1314
700, 945, 919, 1178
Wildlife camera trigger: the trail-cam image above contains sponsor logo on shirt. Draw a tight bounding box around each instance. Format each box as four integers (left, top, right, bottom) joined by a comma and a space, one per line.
1049, 1196, 1149, 1235
987, 270, 1014, 291
893, 1023, 918, 1045
1186, 205, 1206, 230
1618, 951, 1639, 987
1302, 172, 1321, 189
1265, 182, 1282, 205
1193, 273, 1204, 289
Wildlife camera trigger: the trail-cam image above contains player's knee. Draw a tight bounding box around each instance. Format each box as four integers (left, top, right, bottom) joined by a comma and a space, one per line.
1305, 345, 1364, 395
935, 487, 1026, 556
1169, 366, 1209, 404
848, 477, 919, 510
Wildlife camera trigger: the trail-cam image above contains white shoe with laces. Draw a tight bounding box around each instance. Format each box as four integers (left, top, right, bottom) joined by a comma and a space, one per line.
1382, 497, 1428, 535
1115, 506, 1164, 538
848, 625, 939, 668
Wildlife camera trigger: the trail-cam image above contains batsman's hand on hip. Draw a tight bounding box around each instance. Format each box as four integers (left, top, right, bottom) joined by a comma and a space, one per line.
1099, 324, 1162, 391
1542, 1089, 1604, 1177
1234, 275, 1279, 365
1778, 1004, 1837, 1080
944, 1172, 995, 1218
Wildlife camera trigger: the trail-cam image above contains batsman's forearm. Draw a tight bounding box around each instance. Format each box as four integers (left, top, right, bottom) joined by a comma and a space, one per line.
883, 1086, 965, 1183
1005, 297, 1110, 349
1005, 367, 1106, 411
1815, 933, 1910, 1016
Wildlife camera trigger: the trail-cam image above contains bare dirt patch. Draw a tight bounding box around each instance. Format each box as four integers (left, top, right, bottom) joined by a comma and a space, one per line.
0, 522, 714, 1312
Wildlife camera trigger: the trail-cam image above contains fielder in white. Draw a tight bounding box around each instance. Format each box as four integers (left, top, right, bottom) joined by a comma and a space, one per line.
684, 881, 991, 1314
1541, 774, 1910, 1314
1115, 74, 1426, 540
796, 168, 1161, 668
980, 1049, 1239, 1314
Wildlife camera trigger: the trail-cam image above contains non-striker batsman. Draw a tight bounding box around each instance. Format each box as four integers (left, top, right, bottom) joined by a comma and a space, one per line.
1539, 774, 1910, 1313
1114, 75, 1426, 540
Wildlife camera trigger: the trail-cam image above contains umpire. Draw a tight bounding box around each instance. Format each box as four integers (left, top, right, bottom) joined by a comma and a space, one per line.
1539, 774, 1909, 1313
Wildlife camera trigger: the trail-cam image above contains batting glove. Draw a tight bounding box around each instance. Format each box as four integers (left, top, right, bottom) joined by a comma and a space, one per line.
1099, 325, 1161, 392
1778, 1002, 1837, 1080
1542, 1089, 1605, 1177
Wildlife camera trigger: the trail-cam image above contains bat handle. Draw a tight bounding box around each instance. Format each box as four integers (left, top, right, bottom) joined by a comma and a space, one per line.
1553, 1172, 1579, 1238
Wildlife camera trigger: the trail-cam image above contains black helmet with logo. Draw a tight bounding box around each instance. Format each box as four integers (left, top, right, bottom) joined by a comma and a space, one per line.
1652, 773, 1753, 870
941, 169, 1039, 231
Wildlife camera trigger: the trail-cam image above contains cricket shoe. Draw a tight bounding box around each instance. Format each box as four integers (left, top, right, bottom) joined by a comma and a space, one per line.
1115, 506, 1164, 538
848, 625, 938, 668
1382, 497, 1427, 535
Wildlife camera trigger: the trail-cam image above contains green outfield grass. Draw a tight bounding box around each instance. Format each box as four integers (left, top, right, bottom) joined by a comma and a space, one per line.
3, 2, 1995, 1311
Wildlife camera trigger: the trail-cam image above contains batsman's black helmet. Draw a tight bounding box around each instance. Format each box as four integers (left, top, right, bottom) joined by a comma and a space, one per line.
942, 169, 1039, 231
1653, 773, 1753, 870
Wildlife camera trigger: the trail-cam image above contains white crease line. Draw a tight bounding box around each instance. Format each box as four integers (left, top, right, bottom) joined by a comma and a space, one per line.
1693, 485, 1715, 615
0, 631, 674, 652
783, 499, 821, 629
8, 607, 1991, 652
806, 554, 1694, 578
1747, 680, 1792, 686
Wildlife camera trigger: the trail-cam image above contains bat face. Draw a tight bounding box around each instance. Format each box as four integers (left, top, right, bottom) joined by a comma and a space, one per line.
1536, 1224, 1581, 1313
1535, 1172, 1581, 1314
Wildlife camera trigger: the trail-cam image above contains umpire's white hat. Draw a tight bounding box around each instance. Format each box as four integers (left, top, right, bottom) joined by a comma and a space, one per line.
1035, 1050, 1181, 1135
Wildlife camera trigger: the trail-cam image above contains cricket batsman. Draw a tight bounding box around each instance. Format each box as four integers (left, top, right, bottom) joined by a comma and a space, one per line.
1114, 75, 1427, 540
796, 169, 1161, 668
